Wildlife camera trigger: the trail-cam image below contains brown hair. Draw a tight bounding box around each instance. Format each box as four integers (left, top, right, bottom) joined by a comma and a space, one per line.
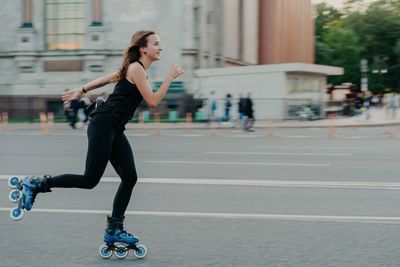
116, 29, 155, 81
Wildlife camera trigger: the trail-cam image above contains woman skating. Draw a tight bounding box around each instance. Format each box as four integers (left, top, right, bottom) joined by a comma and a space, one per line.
8, 29, 183, 256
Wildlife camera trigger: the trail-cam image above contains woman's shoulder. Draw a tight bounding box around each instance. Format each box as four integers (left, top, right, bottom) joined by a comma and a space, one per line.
127, 61, 141, 70
127, 62, 146, 76
127, 62, 148, 82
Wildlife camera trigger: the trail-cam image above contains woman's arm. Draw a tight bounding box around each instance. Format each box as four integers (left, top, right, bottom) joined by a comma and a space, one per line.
128, 63, 183, 108
62, 71, 118, 104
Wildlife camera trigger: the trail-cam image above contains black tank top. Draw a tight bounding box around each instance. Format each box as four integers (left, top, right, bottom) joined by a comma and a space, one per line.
90, 62, 144, 131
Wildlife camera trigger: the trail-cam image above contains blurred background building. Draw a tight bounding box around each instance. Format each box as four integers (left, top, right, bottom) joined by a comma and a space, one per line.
0, 0, 340, 120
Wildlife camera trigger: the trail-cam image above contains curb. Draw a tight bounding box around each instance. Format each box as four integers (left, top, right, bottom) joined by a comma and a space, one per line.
2, 121, 400, 131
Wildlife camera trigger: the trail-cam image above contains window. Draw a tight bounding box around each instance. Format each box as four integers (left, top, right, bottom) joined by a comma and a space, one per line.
287, 76, 322, 94
45, 0, 86, 50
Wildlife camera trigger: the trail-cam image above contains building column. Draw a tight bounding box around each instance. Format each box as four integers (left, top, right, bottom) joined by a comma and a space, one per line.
16, 0, 36, 53
193, 0, 203, 69
22, 0, 33, 27
214, 0, 224, 67
92, 0, 102, 26
86, 0, 106, 72
258, 0, 314, 64
238, 0, 244, 61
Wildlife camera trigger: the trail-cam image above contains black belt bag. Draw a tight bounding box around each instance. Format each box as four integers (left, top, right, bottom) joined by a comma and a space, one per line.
86, 99, 105, 116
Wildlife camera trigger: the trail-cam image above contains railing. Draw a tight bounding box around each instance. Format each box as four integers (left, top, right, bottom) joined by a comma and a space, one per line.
0, 96, 358, 123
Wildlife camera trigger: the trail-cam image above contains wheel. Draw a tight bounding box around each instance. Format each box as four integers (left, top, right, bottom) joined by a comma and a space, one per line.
133, 244, 147, 259
10, 208, 24, 221
8, 176, 21, 189
9, 190, 21, 203
114, 245, 128, 259
98, 244, 113, 259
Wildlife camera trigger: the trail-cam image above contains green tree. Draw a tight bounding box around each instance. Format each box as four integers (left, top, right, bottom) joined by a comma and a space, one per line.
314, 0, 400, 92
315, 40, 333, 65
314, 3, 342, 65
344, 1, 400, 92
314, 3, 343, 39
322, 26, 361, 86
343, 0, 370, 13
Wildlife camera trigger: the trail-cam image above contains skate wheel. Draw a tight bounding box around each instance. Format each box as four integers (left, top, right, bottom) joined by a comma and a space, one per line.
9, 190, 21, 203
8, 176, 21, 189
10, 208, 24, 221
133, 244, 147, 259
114, 245, 128, 259
99, 244, 113, 259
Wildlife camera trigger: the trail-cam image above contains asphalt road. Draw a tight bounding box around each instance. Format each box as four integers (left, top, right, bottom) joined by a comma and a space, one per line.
1, 126, 399, 267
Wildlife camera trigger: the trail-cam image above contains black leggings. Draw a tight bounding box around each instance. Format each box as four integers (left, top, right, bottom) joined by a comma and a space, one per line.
48, 122, 138, 218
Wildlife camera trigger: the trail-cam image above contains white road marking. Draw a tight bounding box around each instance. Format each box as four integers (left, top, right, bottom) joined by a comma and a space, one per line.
144, 160, 331, 167
205, 152, 352, 156
281, 135, 313, 138
1, 207, 399, 224
0, 132, 44, 136
138, 178, 400, 190
176, 134, 205, 137
252, 146, 377, 151
0, 131, 383, 140
220, 134, 263, 138
125, 133, 151, 137
3, 176, 399, 190
343, 136, 369, 139
1, 132, 150, 137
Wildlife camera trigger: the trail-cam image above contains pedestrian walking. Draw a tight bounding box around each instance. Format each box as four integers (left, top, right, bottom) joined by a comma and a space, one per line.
80, 96, 92, 124
363, 92, 372, 121
11, 29, 183, 248
207, 91, 219, 125
389, 93, 399, 119
237, 93, 246, 128
224, 93, 232, 122
68, 98, 81, 129
244, 93, 255, 131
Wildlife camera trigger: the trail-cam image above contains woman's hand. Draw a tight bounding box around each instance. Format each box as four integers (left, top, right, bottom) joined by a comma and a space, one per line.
62, 88, 82, 104
165, 64, 184, 81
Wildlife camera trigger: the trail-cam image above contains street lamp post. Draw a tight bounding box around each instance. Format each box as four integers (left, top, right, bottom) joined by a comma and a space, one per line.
360, 59, 368, 92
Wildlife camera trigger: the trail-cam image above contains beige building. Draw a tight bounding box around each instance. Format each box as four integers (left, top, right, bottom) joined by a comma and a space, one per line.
0, 0, 318, 119
187, 0, 315, 67
193, 0, 341, 121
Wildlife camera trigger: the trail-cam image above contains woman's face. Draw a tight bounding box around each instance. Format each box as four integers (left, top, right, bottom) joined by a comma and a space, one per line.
144, 34, 162, 61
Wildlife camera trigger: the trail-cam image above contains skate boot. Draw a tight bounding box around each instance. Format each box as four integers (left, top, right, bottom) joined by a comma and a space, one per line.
21, 175, 52, 211
8, 175, 52, 220
99, 215, 147, 259
104, 215, 139, 244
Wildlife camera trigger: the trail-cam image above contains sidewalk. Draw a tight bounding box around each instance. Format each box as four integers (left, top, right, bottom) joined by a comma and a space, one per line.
127, 107, 400, 129
256, 107, 400, 128
1, 108, 399, 131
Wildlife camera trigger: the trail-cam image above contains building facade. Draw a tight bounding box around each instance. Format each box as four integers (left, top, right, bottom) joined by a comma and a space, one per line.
0, 0, 314, 119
